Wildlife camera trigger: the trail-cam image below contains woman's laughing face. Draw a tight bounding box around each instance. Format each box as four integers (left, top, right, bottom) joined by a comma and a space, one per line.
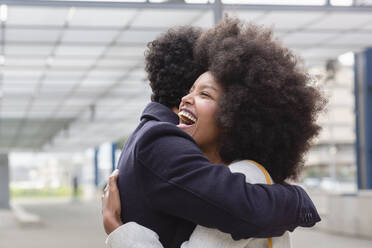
178, 71, 223, 154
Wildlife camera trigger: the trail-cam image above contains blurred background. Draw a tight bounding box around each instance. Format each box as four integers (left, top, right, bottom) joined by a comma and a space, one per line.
0, 0, 372, 247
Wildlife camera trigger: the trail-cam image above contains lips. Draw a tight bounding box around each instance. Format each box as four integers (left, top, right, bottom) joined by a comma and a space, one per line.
178, 108, 197, 125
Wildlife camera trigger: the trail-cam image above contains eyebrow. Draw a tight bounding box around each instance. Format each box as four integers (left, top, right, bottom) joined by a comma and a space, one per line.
201, 85, 218, 92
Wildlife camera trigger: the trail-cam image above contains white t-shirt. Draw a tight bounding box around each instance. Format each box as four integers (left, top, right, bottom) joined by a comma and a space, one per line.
106, 160, 291, 248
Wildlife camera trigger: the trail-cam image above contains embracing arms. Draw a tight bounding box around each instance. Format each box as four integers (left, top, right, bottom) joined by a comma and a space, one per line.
133, 123, 320, 239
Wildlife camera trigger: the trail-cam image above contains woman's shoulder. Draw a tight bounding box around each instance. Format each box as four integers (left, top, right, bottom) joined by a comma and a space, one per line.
228, 160, 273, 185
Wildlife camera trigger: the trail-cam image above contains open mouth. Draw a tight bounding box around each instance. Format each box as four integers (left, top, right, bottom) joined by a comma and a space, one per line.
178, 109, 197, 126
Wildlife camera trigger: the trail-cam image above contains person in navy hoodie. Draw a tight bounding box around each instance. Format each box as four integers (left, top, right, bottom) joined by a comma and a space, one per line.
102, 25, 321, 248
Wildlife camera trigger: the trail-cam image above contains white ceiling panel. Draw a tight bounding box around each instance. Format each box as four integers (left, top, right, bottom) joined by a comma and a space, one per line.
48, 64, 90, 71
79, 79, 115, 88
0, 111, 27, 119
55, 45, 106, 56
32, 99, 62, 109
63, 98, 93, 107
87, 69, 125, 79
118, 30, 161, 43
325, 33, 372, 46
6, 29, 61, 42
3, 70, 43, 78
3, 87, 35, 97
2, 82, 36, 91
0, 104, 29, 112
132, 10, 203, 27
105, 45, 145, 57
256, 11, 326, 29
126, 68, 146, 79
226, 10, 266, 22
96, 58, 141, 67
300, 48, 351, 59
107, 109, 141, 120
58, 105, 83, 113
41, 80, 78, 87
4, 58, 46, 67
5, 45, 53, 56
43, 75, 80, 82
308, 13, 372, 30
4, 66, 45, 73
124, 74, 147, 82
69, 8, 138, 27
61, 30, 118, 43
45, 70, 85, 79
72, 88, 102, 98
51, 58, 95, 67
37, 87, 71, 97
40, 84, 76, 93
96, 98, 124, 107
8, 6, 69, 26
113, 84, 147, 94
282, 32, 336, 45
1, 97, 31, 105
362, 22, 372, 30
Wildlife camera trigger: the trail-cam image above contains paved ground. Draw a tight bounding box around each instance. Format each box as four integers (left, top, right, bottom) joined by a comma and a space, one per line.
1, 199, 371, 248
0, 199, 105, 248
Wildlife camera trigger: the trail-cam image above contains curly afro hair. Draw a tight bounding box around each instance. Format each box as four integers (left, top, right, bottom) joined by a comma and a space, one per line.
145, 26, 205, 109
195, 17, 326, 184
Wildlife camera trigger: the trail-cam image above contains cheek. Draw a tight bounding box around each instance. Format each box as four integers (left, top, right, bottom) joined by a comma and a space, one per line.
197, 103, 220, 140
197, 101, 218, 125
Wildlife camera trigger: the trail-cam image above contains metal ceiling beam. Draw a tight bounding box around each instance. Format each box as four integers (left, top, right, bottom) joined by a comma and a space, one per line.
1, 0, 211, 10
5, 41, 147, 47
6, 24, 372, 34
3, 41, 366, 49
3, 0, 372, 12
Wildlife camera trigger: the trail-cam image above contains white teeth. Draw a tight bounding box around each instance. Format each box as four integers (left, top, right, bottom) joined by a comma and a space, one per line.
179, 111, 196, 124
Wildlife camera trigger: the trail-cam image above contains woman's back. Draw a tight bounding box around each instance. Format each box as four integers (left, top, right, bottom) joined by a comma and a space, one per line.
181, 160, 291, 248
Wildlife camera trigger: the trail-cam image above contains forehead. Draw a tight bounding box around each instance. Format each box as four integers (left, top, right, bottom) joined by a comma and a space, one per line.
193, 72, 221, 90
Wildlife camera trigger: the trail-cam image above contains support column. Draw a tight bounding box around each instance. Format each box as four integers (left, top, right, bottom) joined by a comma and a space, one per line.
0, 154, 10, 209
111, 142, 117, 172
214, 0, 223, 25
94, 147, 99, 187
355, 48, 372, 189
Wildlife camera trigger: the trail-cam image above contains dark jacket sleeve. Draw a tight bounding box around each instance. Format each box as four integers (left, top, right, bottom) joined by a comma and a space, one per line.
135, 123, 320, 239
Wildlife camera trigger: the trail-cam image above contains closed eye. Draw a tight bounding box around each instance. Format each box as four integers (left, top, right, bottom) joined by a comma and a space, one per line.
201, 92, 211, 98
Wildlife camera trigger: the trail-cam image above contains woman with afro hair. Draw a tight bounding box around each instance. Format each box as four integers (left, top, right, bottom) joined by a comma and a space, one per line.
103, 16, 325, 248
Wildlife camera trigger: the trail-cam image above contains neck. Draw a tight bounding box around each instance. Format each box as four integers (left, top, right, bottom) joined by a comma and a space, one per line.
202, 146, 225, 165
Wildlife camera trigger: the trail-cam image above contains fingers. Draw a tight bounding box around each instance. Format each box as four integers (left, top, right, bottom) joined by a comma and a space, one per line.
108, 169, 119, 189
111, 169, 119, 180
101, 169, 119, 202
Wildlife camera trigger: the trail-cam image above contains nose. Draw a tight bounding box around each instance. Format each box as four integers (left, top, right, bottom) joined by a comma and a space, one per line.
181, 92, 194, 107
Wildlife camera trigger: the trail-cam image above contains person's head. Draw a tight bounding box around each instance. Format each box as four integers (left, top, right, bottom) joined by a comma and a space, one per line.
145, 26, 205, 110
178, 71, 223, 164
180, 16, 325, 183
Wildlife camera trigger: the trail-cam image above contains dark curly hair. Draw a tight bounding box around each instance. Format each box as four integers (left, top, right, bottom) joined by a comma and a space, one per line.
145, 26, 204, 108
195, 17, 326, 183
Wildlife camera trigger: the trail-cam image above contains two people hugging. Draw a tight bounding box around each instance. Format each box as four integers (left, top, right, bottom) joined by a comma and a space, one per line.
102, 16, 325, 248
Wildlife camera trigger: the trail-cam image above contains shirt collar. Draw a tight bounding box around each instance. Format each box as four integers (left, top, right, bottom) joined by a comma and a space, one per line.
141, 102, 179, 125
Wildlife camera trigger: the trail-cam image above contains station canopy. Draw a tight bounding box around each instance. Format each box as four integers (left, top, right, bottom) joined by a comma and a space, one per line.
0, 0, 372, 152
